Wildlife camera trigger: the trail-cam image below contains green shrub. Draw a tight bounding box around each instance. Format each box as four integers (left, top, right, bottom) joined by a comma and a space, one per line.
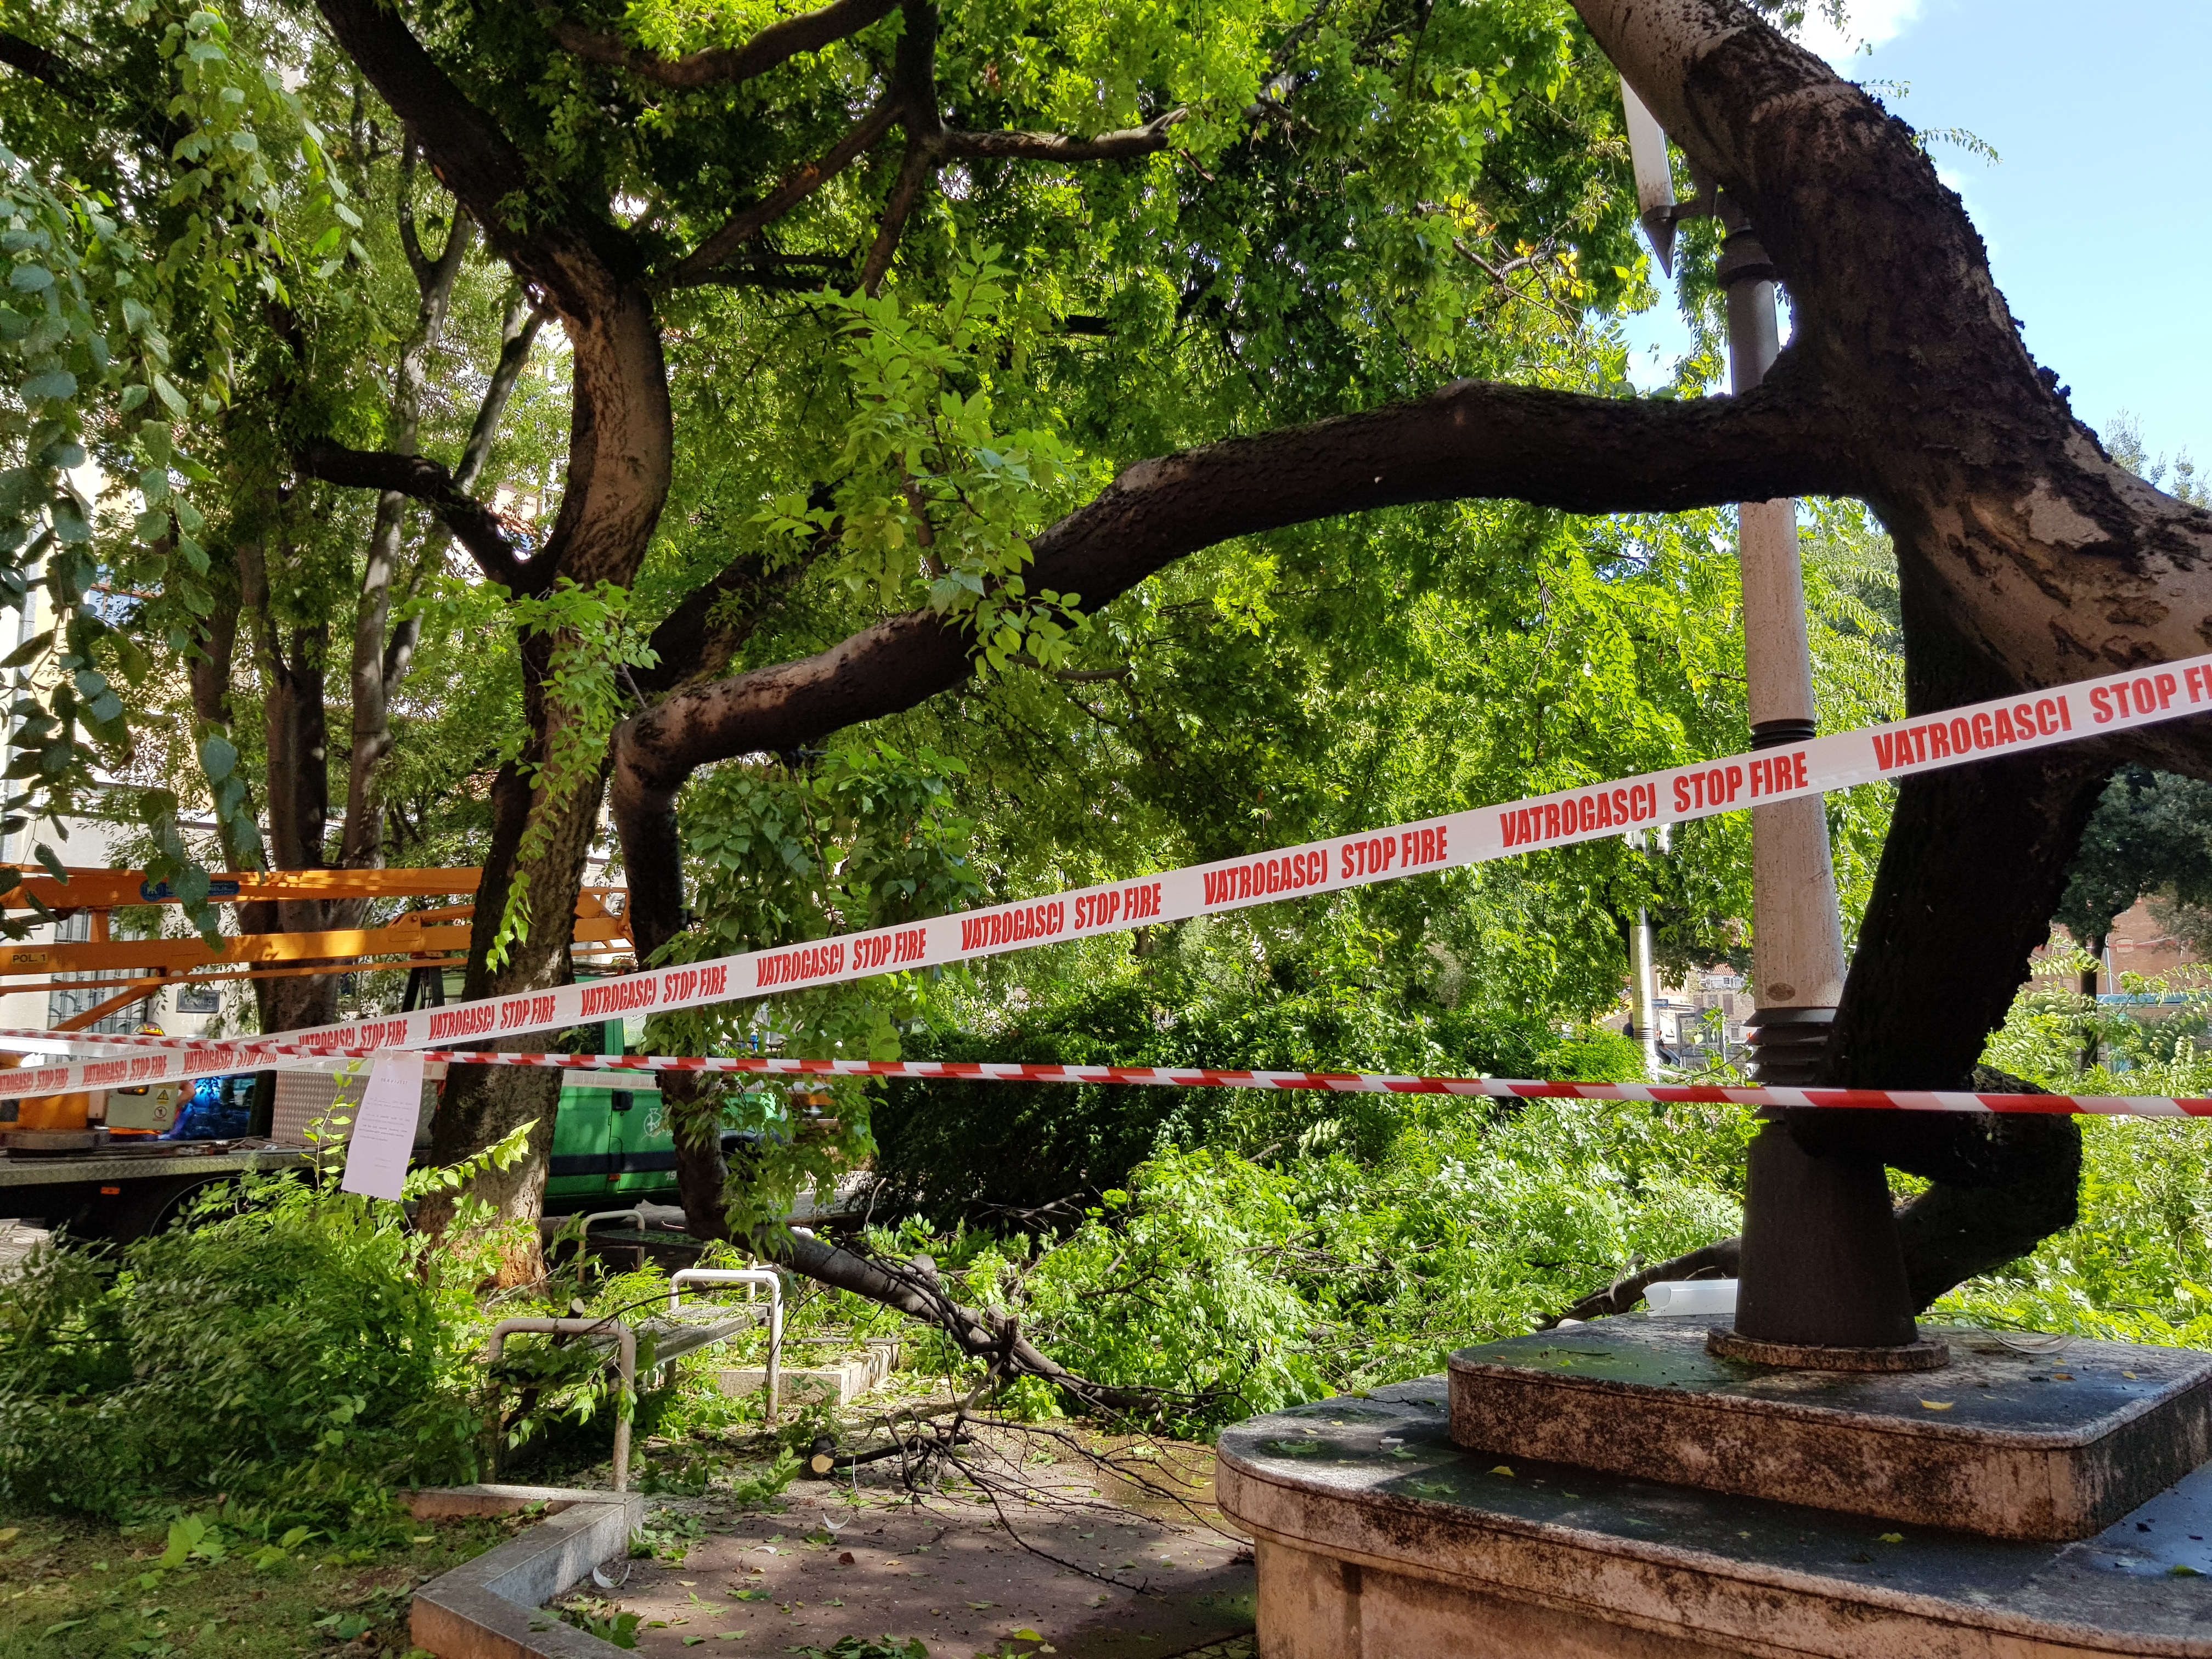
872, 972, 1641, 1218
0, 1173, 483, 1522
891, 1093, 1751, 1431
1938, 1114, 2212, 1346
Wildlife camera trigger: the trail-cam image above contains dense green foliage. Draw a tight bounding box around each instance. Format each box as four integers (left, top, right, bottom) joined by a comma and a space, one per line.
0, 1175, 482, 1522
883, 1096, 1750, 1425
877, 951, 1646, 1214
2055, 768, 2212, 962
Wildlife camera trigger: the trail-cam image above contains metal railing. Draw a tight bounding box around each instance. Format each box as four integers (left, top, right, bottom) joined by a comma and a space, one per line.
487, 1316, 636, 1491
668, 1266, 783, 1421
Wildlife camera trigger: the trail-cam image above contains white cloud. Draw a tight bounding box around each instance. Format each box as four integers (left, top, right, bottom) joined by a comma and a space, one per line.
1798, 0, 1923, 66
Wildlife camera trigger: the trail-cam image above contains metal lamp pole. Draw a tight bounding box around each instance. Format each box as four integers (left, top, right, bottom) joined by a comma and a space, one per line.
1622, 84, 1918, 1353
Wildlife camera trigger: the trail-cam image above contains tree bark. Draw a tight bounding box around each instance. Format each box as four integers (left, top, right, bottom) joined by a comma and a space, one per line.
314, 0, 678, 1274
235, 537, 341, 1034
613, 379, 1848, 964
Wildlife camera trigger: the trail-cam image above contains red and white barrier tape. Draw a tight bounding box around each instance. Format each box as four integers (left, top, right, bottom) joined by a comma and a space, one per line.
4, 1036, 2206, 1118
10, 651, 2212, 1081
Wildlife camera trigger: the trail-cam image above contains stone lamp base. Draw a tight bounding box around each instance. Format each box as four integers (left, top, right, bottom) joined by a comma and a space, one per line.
1218, 1370, 2212, 1658
1448, 1316, 2212, 1541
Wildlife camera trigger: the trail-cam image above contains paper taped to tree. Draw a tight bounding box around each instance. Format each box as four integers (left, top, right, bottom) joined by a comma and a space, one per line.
340, 1054, 425, 1201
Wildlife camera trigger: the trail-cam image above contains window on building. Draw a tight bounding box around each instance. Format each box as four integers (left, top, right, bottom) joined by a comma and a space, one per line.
45, 911, 152, 1034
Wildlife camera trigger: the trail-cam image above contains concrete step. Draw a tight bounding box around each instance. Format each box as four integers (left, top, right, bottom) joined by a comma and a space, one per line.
716, 1337, 901, 1407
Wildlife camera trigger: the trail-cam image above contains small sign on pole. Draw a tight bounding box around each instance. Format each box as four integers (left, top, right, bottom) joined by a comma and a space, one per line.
340, 1052, 425, 1200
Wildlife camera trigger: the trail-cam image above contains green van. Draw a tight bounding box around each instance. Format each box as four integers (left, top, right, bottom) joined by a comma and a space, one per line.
540, 1019, 780, 1212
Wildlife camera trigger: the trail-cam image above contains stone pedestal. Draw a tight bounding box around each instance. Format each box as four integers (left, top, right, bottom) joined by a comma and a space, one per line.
1217, 1344, 2212, 1656
1450, 1317, 2212, 1539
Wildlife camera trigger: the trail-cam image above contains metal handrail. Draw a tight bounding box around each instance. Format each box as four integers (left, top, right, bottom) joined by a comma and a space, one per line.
669, 1266, 783, 1422
487, 1316, 636, 1491
575, 1200, 684, 1238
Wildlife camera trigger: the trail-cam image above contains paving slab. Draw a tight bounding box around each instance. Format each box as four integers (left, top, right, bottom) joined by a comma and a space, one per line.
586, 1431, 1255, 1659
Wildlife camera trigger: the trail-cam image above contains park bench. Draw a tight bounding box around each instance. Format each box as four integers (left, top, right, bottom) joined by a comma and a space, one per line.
486, 1265, 785, 1490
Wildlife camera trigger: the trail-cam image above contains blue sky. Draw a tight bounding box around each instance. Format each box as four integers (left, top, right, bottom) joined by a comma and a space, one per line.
1619, 0, 2211, 471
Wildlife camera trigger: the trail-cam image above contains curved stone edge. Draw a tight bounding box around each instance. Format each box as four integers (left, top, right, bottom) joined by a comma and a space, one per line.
403, 1483, 645, 1658
1215, 1442, 2212, 1658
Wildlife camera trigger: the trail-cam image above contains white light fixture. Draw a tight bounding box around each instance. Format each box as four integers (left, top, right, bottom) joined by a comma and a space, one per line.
1620, 78, 1678, 276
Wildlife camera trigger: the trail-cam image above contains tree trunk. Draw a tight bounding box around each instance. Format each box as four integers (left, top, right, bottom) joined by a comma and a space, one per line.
2078, 934, 2105, 1069
411, 642, 625, 1283
235, 534, 340, 1033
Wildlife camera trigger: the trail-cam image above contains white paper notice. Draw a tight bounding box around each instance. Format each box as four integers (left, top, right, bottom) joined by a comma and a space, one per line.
341, 1053, 425, 1200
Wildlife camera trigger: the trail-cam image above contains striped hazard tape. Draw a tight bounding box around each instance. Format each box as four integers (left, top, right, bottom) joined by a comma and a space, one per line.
5, 651, 2210, 1087
2, 1035, 2206, 1118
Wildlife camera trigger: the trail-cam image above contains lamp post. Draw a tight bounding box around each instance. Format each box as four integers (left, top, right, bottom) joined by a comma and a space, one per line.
1621, 83, 1919, 1356
1626, 825, 1668, 1078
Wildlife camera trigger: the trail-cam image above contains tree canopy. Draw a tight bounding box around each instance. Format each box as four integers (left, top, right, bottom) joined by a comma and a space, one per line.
4, 0, 2205, 1319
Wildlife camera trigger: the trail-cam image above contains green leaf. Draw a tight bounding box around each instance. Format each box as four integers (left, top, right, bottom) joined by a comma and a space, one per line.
152, 374, 188, 417
200, 735, 237, 781
19, 370, 77, 401
8, 264, 53, 292
2, 630, 51, 669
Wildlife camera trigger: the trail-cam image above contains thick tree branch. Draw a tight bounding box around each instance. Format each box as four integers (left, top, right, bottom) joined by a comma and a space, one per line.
633, 549, 810, 697
857, 112, 1185, 292
319, 0, 673, 606
550, 0, 899, 90
612, 377, 1850, 963
763, 1228, 1166, 1412
315, 0, 643, 309
854, 0, 1183, 292
0, 28, 187, 156
456, 296, 549, 495
668, 96, 903, 284
1571, 2, 2212, 699
859, 140, 935, 296
369, 291, 546, 699
1544, 1239, 1740, 1328
297, 441, 541, 593
0, 29, 91, 104
936, 110, 1187, 162
663, 0, 1185, 291
392, 138, 475, 291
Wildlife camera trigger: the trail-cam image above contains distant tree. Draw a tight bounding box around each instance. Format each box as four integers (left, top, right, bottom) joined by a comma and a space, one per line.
2053, 767, 2212, 1061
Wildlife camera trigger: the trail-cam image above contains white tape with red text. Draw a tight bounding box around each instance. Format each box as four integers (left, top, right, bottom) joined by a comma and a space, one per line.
14, 650, 2211, 1073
